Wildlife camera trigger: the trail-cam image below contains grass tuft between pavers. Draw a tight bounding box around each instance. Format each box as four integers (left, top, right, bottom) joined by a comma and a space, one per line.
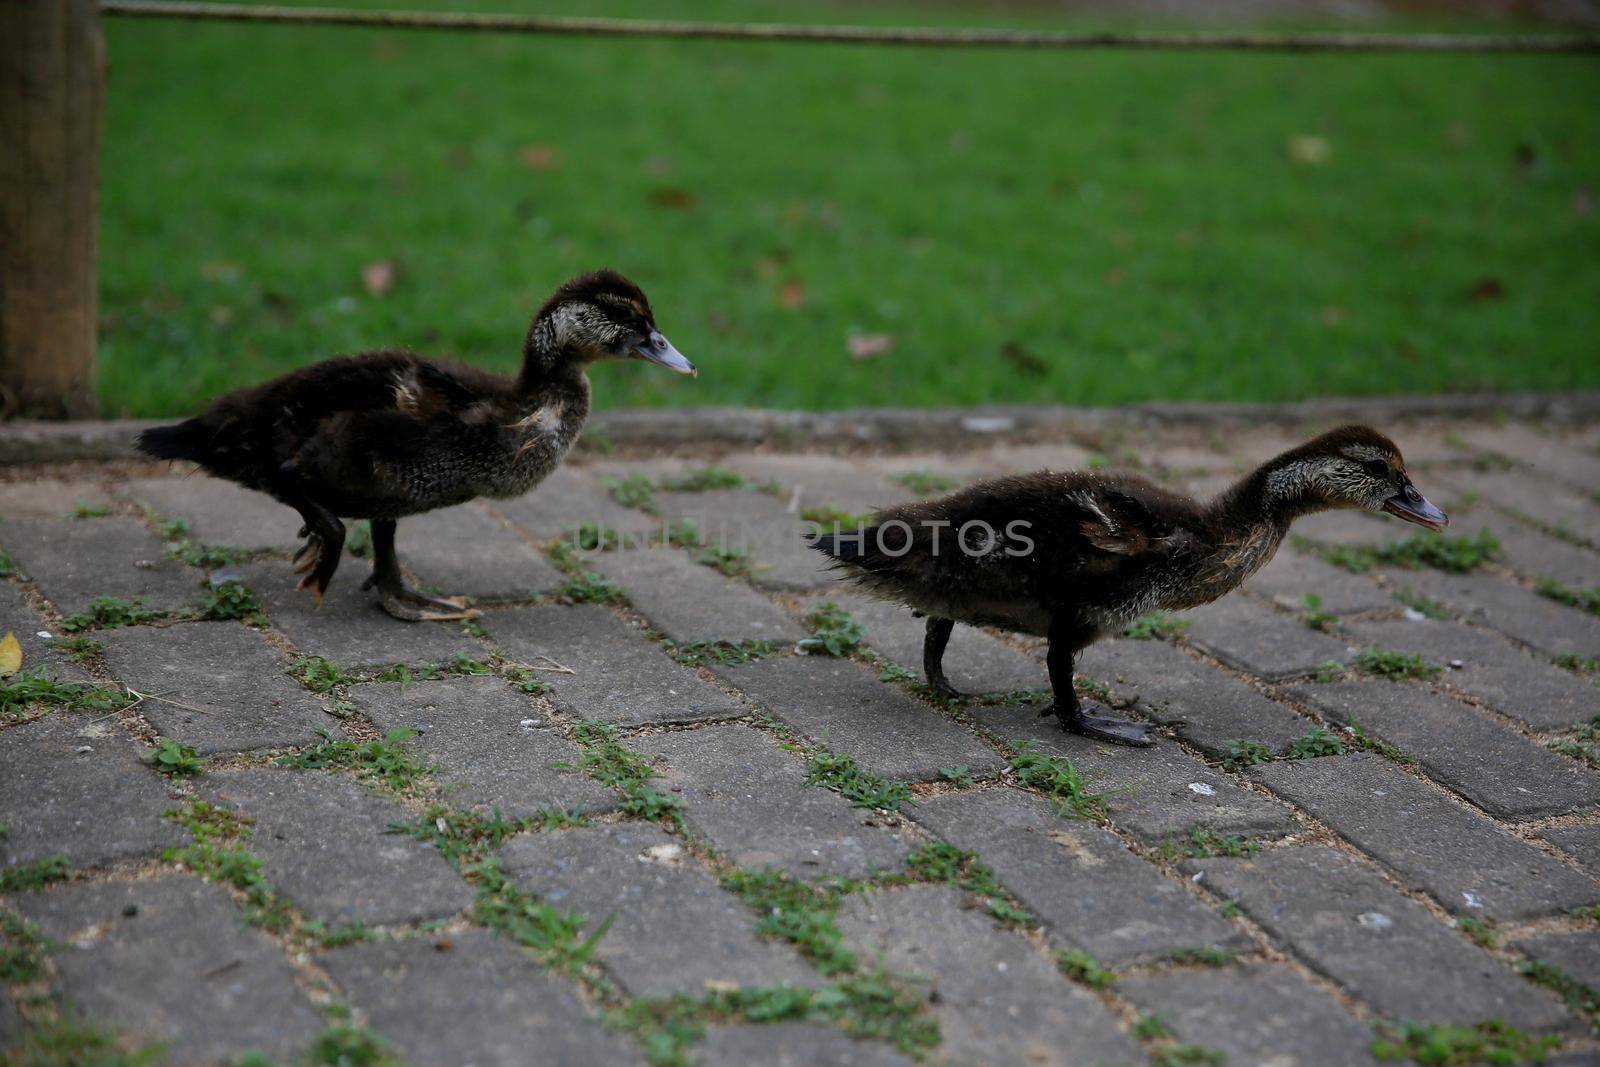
802, 751, 913, 813
1, 907, 48, 984
608, 972, 938, 1067
798, 602, 867, 657
0, 857, 70, 896
1301, 529, 1500, 576
1122, 611, 1192, 641
1370, 1019, 1560, 1066
1155, 831, 1261, 862
59, 596, 171, 633
1005, 740, 1108, 820
567, 721, 686, 828
276, 728, 433, 796
1536, 579, 1600, 618
0, 671, 125, 719
1517, 958, 1600, 1029
1055, 949, 1115, 989
3, 1011, 164, 1067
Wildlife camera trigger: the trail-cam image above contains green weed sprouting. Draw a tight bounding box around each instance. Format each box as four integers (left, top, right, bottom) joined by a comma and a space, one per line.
0, 856, 71, 895
1547, 719, 1600, 770
1057, 949, 1115, 988
0, 550, 13, 578
1164, 946, 1236, 967
1157, 831, 1260, 861
1370, 1019, 1559, 1066
468, 857, 613, 974
304, 1024, 406, 1067
3, 1013, 163, 1066
804, 751, 912, 812
1536, 578, 1600, 618
166, 539, 250, 570
555, 571, 626, 605
1457, 916, 1497, 948
667, 640, 779, 667
567, 721, 685, 827
1285, 726, 1346, 759
1221, 739, 1273, 770
71, 500, 111, 519
800, 505, 876, 531
141, 738, 203, 777
905, 841, 1032, 927
658, 467, 750, 492
1299, 594, 1340, 632
288, 655, 356, 694
59, 596, 169, 632
1, 909, 48, 984
1394, 588, 1453, 620
800, 602, 867, 657
602, 473, 659, 512
1354, 648, 1441, 681
0, 670, 124, 719
1006, 741, 1108, 820
1122, 611, 1192, 640
199, 578, 264, 623
390, 805, 586, 866
890, 470, 957, 495
277, 727, 431, 794
721, 868, 855, 975
1310, 529, 1499, 575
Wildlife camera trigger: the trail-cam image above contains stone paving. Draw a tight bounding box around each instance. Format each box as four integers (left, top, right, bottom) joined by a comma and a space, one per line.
1, 413, 1597, 1067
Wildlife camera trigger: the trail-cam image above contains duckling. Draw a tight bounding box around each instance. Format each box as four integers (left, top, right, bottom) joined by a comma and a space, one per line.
810, 426, 1447, 746
137, 270, 695, 621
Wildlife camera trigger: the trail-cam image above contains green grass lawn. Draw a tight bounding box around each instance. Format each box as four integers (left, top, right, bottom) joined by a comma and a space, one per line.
99, 0, 1600, 417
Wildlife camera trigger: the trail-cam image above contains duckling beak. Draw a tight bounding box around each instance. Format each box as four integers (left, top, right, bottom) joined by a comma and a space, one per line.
1382, 478, 1449, 531
634, 331, 697, 377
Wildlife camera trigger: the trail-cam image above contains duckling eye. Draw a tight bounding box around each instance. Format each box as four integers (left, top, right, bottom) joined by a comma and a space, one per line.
1363, 459, 1391, 478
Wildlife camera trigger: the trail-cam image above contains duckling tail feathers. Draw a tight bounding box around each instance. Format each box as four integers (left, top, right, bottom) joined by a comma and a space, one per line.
136, 418, 212, 462
808, 529, 891, 572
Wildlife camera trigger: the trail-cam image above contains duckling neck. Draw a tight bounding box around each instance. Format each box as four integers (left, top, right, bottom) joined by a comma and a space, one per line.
1208, 458, 1331, 534
517, 316, 583, 397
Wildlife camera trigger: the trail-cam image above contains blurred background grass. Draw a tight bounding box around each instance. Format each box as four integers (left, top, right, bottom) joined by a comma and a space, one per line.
98, 0, 1600, 416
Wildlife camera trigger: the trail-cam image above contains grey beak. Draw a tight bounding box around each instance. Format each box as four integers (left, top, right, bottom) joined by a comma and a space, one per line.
1382, 478, 1449, 532
634, 331, 696, 377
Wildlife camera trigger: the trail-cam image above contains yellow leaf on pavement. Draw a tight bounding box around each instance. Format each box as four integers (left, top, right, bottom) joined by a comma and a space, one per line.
0, 632, 21, 678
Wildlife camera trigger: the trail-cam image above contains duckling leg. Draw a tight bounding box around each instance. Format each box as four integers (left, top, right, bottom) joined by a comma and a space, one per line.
362, 519, 481, 622
923, 617, 967, 700
1044, 628, 1153, 748
281, 496, 344, 607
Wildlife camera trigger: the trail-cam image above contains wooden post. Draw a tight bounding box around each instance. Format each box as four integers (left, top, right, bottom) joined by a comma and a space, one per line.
0, 0, 104, 419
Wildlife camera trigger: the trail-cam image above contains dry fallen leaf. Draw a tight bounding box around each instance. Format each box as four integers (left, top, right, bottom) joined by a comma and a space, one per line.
0, 632, 21, 678
1286, 135, 1331, 166
777, 278, 807, 310
848, 333, 895, 360
362, 260, 398, 298
1000, 340, 1046, 377
518, 144, 559, 171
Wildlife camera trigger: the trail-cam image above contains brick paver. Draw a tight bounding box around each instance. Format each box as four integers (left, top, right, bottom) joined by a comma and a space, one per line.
484, 603, 744, 726
15, 876, 323, 1063
497, 823, 821, 997
1119, 962, 1382, 1067
1291, 681, 1600, 820
1190, 847, 1573, 1030
352, 675, 618, 817
835, 885, 1140, 1067
0, 713, 186, 869
1253, 754, 1597, 920
322, 931, 644, 1066
4, 413, 1598, 1064
714, 655, 1005, 781
98, 620, 330, 754
633, 724, 913, 881
205, 768, 475, 925
915, 789, 1248, 966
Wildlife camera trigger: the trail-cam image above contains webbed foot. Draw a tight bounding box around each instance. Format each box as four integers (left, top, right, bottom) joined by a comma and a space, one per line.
363, 575, 480, 622
926, 673, 967, 702
1043, 703, 1155, 747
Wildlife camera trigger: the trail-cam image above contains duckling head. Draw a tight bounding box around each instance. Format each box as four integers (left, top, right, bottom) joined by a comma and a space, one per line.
1264, 425, 1448, 531
527, 270, 696, 376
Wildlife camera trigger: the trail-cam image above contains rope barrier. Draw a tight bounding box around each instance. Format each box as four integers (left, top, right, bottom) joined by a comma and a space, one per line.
99, 1, 1600, 53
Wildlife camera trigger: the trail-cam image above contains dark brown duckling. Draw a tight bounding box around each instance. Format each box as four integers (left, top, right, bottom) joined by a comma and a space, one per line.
137, 270, 695, 621
810, 425, 1447, 746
